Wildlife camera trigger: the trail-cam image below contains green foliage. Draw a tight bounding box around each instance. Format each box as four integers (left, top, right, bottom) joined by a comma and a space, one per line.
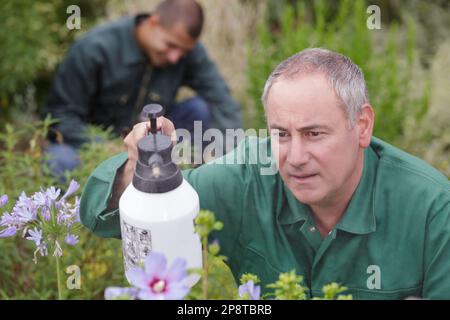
314, 282, 352, 300
194, 209, 224, 239
192, 210, 231, 299
247, 0, 429, 145
187, 253, 237, 300
0, 114, 58, 196
66, 126, 124, 187
263, 270, 352, 300
266, 270, 308, 300
240, 273, 261, 285
0, 119, 125, 299
0, 0, 107, 121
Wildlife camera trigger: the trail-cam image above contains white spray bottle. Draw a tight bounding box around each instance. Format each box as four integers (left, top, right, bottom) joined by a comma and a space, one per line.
119, 104, 202, 278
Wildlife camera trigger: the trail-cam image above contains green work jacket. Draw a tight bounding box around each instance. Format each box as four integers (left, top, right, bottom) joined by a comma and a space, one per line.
80, 136, 450, 299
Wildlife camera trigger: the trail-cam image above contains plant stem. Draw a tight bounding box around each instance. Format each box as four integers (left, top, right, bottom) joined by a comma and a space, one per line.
55, 256, 62, 300
202, 238, 208, 300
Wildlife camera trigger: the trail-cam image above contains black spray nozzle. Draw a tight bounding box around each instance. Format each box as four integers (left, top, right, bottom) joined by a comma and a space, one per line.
143, 104, 164, 135
133, 104, 182, 193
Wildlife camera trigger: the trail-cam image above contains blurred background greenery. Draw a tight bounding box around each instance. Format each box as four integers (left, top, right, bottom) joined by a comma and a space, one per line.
0, 0, 449, 299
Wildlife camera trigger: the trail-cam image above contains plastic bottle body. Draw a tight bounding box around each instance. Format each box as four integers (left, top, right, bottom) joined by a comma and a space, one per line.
119, 179, 203, 277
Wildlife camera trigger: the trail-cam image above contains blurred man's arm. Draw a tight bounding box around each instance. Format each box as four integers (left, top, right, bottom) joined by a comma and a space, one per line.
182, 43, 242, 132
43, 41, 99, 147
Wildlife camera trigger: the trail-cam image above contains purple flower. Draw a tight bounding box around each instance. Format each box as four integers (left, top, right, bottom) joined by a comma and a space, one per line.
57, 211, 71, 225
0, 212, 17, 227
33, 188, 60, 220
0, 226, 17, 238
15, 192, 32, 210
0, 195, 8, 207
13, 205, 36, 224
0, 180, 82, 263
32, 191, 51, 207
60, 180, 80, 201
65, 233, 79, 246
40, 207, 51, 221
126, 252, 192, 300
26, 227, 43, 246
46, 186, 61, 201
104, 287, 139, 300
238, 280, 261, 300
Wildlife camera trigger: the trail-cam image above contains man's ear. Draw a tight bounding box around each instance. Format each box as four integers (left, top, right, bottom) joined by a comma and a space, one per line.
357, 104, 375, 148
148, 15, 160, 27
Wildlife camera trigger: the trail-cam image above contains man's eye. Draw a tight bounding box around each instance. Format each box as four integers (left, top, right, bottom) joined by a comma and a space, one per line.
270, 131, 289, 139
305, 131, 322, 138
273, 131, 289, 138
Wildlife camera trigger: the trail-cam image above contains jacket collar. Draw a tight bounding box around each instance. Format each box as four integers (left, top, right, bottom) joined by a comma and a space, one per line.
279, 144, 378, 235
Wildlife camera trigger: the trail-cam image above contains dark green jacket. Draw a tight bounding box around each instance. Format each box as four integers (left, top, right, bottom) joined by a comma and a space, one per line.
44, 15, 242, 147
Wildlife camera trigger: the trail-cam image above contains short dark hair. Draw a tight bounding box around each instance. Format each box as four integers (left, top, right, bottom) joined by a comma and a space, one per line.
155, 0, 204, 39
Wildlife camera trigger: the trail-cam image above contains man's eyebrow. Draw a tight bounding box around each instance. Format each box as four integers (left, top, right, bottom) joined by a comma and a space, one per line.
269, 124, 287, 131
167, 40, 192, 52
269, 124, 331, 131
297, 124, 331, 131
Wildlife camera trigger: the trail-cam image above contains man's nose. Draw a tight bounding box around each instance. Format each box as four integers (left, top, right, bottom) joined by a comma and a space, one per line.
286, 137, 310, 167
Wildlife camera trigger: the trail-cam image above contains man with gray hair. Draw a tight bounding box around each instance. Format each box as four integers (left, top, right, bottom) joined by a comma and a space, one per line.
79, 48, 450, 299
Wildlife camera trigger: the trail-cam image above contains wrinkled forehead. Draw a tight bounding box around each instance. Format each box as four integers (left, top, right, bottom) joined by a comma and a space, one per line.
266, 74, 347, 127
267, 74, 341, 109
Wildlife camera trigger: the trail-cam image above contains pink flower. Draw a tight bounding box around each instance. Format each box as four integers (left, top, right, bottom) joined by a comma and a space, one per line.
126, 252, 192, 300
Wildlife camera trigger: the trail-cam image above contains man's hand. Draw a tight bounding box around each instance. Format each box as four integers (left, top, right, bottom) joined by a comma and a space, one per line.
107, 117, 176, 210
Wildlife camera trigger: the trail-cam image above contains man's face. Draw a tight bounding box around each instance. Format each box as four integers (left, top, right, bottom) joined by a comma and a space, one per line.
142, 18, 196, 67
266, 73, 366, 208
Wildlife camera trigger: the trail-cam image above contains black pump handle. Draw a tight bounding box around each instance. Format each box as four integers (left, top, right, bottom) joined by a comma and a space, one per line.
143, 104, 164, 134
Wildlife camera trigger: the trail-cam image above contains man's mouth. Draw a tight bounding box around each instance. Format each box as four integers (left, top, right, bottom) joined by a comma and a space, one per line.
290, 173, 318, 183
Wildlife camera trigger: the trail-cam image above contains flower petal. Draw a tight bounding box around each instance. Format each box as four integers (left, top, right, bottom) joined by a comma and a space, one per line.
137, 289, 161, 300
238, 284, 248, 297
0, 226, 17, 238
61, 180, 80, 200
104, 287, 138, 300
164, 283, 190, 300
0, 194, 8, 207
144, 252, 167, 278
182, 273, 201, 288
252, 285, 261, 300
165, 258, 187, 282
126, 268, 150, 290
239, 280, 260, 300
65, 233, 79, 246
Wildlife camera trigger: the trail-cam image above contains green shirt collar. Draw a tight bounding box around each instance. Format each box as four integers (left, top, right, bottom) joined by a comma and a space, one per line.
280, 144, 378, 235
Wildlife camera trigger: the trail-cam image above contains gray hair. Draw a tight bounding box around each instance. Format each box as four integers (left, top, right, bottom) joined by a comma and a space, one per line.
262, 48, 369, 127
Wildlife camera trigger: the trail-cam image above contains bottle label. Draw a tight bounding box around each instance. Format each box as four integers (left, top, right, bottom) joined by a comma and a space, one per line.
121, 219, 152, 271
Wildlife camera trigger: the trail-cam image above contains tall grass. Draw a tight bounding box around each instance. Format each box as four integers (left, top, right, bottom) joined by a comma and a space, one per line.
246, 0, 430, 147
